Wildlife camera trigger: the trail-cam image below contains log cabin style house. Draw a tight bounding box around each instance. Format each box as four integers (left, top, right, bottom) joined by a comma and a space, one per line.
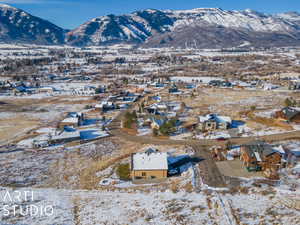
274, 107, 300, 123
240, 141, 281, 172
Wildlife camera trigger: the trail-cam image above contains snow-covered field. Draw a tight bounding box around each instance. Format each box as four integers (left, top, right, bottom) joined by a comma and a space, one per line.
1, 139, 298, 225
254, 109, 278, 118
0, 139, 119, 188
0, 182, 299, 225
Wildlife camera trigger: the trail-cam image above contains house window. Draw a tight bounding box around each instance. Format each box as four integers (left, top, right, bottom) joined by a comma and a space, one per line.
142, 172, 146, 176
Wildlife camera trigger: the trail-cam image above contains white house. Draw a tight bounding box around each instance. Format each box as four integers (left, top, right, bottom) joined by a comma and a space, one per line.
198, 114, 232, 131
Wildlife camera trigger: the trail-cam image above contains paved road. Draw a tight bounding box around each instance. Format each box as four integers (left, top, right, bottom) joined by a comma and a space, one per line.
230, 131, 300, 145
109, 110, 227, 187
107, 101, 300, 188
110, 113, 300, 146
110, 105, 300, 145
108, 99, 300, 146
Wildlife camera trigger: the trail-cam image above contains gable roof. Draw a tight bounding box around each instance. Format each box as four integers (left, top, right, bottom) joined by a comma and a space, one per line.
282, 107, 300, 121
199, 114, 232, 124
242, 141, 278, 160
61, 117, 78, 124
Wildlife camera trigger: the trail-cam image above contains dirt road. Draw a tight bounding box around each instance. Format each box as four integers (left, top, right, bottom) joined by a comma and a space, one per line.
191, 143, 226, 188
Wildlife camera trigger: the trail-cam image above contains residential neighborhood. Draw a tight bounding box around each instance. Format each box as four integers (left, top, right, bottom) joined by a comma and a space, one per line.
0, 2, 299, 224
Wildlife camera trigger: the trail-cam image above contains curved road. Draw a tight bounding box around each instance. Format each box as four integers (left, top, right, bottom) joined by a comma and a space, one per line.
108, 102, 300, 187
109, 97, 300, 146
109, 111, 300, 147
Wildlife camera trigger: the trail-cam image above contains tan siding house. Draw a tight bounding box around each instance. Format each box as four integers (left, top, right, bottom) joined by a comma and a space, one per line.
131, 148, 168, 183
131, 170, 168, 180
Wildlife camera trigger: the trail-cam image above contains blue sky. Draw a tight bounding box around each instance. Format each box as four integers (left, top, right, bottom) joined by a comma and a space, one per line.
0, 0, 299, 29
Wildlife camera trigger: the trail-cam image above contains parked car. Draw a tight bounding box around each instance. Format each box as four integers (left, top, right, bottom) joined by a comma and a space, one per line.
217, 137, 228, 141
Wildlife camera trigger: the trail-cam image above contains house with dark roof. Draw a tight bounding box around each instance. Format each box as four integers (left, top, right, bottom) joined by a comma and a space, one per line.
288, 80, 300, 90
274, 107, 300, 123
240, 141, 281, 172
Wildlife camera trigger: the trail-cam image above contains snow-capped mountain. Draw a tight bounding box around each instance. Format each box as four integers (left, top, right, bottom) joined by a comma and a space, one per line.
144, 8, 300, 49
66, 9, 175, 46
66, 8, 300, 48
168, 8, 299, 33
0, 4, 65, 45
275, 11, 300, 25
0, 4, 300, 48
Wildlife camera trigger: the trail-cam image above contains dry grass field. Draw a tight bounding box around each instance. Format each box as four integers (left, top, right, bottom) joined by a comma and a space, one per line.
0, 96, 97, 145
0, 117, 40, 145
164, 87, 289, 130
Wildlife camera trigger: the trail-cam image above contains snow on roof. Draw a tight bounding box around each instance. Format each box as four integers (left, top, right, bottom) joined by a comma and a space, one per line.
51, 131, 80, 140
217, 116, 232, 124
254, 152, 262, 162
199, 115, 210, 123
157, 103, 168, 109
101, 101, 114, 105
148, 103, 167, 110
238, 81, 252, 87
61, 117, 78, 124
273, 145, 285, 154
199, 114, 231, 124
67, 112, 81, 117
263, 83, 279, 90
132, 150, 168, 171
39, 86, 53, 90
282, 107, 300, 120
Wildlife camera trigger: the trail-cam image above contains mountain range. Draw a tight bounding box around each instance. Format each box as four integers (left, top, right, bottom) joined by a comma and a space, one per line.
0, 4, 65, 45
1, 3, 300, 48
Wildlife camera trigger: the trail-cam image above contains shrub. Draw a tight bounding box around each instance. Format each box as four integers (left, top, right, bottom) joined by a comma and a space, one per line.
284, 97, 296, 107
84, 105, 92, 109
123, 111, 137, 129
159, 118, 177, 136
116, 163, 130, 181
250, 105, 256, 111
153, 128, 159, 136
